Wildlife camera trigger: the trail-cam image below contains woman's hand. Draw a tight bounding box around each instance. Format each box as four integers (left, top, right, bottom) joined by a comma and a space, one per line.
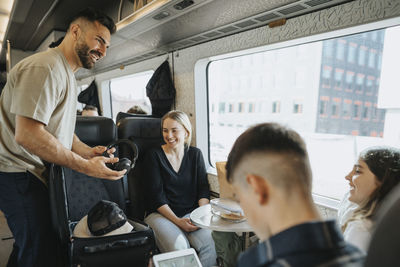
176, 217, 199, 232
157, 205, 199, 232
198, 198, 209, 206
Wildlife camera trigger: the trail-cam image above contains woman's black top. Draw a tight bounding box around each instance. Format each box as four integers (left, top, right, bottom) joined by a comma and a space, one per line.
144, 146, 210, 217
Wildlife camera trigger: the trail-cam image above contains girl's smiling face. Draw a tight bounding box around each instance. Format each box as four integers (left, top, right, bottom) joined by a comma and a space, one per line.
345, 159, 380, 205
162, 118, 188, 149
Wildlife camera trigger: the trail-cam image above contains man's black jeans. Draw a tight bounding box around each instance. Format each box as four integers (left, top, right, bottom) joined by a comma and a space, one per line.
0, 171, 57, 267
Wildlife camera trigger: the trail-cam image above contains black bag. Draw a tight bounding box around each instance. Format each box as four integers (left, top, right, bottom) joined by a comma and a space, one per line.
78, 80, 102, 115
146, 61, 176, 117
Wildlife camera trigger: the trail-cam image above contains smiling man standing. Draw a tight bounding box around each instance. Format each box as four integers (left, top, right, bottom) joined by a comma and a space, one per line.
0, 8, 126, 267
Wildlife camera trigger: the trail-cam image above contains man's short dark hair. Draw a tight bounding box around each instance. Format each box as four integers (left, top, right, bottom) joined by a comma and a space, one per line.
226, 123, 308, 183
70, 7, 116, 34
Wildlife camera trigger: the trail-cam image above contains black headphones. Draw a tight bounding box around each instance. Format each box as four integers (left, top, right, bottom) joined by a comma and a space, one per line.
103, 139, 138, 174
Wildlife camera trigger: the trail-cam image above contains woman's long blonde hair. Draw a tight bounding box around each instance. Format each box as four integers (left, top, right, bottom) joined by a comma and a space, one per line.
161, 110, 192, 148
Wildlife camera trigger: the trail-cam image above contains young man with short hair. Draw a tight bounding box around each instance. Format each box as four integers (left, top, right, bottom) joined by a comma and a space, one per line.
226, 123, 364, 266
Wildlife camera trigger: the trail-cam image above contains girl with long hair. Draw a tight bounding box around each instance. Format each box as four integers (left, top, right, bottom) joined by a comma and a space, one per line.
340, 146, 400, 251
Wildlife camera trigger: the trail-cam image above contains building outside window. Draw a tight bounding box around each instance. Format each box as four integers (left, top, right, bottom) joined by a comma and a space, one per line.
207, 26, 397, 201
366, 77, 374, 95
219, 102, 226, 113
371, 31, 378, 41
368, 50, 376, 68
358, 46, 367, 65
363, 102, 371, 120
319, 98, 329, 116
348, 43, 357, 63
377, 54, 383, 70
375, 78, 380, 92
322, 66, 332, 86
334, 69, 344, 88
238, 102, 244, 113
272, 101, 281, 113
342, 100, 352, 118
372, 104, 378, 121
248, 102, 255, 113
331, 98, 341, 118
353, 102, 361, 119
336, 40, 346, 60
356, 74, 365, 92
323, 40, 334, 57
228, 103, 234, 113
345, 71, 354, 90
293, 100, 303, 114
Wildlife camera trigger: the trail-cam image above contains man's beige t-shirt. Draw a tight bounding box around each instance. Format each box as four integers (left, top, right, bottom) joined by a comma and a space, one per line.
0, 47, 77, 184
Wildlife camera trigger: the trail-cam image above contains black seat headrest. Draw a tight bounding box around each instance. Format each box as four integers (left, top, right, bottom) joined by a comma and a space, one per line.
117, 117, 163, 159
116, 112, 152, 124
117, 117, 162, 139
75, 116, 117, 147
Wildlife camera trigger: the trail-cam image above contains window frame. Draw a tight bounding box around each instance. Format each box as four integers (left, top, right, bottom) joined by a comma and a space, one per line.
194, 17, 400, 209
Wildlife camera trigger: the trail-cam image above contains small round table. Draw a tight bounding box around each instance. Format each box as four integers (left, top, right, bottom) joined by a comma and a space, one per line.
190, 204, 252, 266
190, 204, 252, 232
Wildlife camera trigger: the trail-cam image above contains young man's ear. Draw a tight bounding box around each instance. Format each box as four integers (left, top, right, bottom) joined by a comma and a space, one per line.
246, 174, 269, 205
69, 23, 81, 41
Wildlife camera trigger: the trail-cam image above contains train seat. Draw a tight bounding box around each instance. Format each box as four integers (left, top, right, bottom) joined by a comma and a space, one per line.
48, 116, 156, 267
117, 116, 163, 220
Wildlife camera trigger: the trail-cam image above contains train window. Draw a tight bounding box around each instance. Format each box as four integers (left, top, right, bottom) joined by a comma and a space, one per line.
207, 25, 400, 201
109, 71, 153, 121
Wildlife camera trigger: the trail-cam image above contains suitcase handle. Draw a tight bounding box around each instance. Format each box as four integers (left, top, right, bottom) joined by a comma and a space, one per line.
83, 236, 149, 253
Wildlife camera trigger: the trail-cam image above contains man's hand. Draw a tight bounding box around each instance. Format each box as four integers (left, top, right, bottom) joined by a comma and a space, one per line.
84, 156, 126, 180
72, 134, 117, 159
89, 146, 116, 158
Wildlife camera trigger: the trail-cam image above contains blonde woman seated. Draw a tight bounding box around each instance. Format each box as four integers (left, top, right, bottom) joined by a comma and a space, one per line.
339, 146, 400, 252
143, 110, 216, 267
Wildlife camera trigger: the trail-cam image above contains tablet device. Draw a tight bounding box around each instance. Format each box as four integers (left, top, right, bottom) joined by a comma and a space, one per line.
153, 248, 202, 267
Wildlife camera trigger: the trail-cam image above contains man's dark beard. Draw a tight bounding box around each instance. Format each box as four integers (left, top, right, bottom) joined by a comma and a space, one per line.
76, 41, 95, 69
